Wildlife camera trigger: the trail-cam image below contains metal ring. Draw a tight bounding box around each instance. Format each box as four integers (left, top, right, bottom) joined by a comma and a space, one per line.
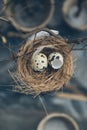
37, 113, 79, 130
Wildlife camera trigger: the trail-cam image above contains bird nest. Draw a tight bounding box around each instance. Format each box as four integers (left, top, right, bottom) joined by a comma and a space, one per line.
16, 34, 73, 94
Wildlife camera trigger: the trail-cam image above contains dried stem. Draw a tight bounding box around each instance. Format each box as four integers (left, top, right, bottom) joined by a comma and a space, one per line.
7, 28, 63, 40
0, 16, 9, 22
56, 92, 87, 102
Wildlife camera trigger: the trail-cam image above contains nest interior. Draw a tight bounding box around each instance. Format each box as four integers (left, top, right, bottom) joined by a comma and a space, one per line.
16, 36, 73, 94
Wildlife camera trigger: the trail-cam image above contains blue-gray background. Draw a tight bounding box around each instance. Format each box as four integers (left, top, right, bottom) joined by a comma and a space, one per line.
0, 0, 87, 130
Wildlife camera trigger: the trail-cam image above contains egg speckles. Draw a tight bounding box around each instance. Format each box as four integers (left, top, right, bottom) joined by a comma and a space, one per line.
31, 53, 48, 72
48, 52, 64, 69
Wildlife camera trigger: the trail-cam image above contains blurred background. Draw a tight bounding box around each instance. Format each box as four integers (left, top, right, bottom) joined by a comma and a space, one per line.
0, 0, 87, 130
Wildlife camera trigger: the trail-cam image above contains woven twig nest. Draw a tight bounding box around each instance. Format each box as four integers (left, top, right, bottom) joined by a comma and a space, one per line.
16, 32, 73, 94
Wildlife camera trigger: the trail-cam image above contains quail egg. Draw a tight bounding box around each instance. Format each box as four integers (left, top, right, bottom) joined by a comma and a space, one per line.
31, 53, 48, 72
48, 52, 64, 69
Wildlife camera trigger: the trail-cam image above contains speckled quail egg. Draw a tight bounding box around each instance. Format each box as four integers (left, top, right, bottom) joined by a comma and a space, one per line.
31, 53, 48, 72
48, 52, 64, 69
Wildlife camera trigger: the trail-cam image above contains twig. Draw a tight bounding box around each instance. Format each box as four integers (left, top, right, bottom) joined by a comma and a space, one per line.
72, 48, 87, 51
8, 69, 19, 86
68, 37, 87, 44
65, 84, 84, 95
56, 92, 87, 102
7, 28, 63, 40
39, 95, 48, 116
0, 16, 9, 22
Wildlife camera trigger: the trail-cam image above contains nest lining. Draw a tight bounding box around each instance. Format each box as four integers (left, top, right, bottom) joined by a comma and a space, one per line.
16, 35, 73, 94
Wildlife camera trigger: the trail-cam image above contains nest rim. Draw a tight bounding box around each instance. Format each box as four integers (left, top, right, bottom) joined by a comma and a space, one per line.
16, 35, 73, 94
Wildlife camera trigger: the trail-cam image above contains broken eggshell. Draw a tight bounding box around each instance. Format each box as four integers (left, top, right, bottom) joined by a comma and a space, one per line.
48, 52, 64, 70
31, 53, 48, 72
